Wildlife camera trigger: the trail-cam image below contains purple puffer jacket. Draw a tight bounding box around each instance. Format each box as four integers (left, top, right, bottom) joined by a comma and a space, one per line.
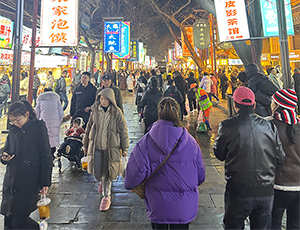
124, 119, 205, 224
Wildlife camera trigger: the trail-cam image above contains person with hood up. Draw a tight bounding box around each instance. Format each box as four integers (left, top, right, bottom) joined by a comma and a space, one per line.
125, 97, 205, 230
1, 100, 53, 229
141, 77, 163, 133
163, 79, 184, 120
55, 70, 68, 111
83, 88, 129, 211
238, 64, 278, 117
268, 89, 300, 230
35, 88, 64, 160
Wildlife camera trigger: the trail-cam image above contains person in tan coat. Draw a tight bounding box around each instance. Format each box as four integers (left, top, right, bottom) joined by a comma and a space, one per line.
83, 88, 129, 211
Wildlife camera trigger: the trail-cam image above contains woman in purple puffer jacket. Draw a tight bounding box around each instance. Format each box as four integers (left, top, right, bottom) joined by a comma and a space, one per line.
124, 97, 205, 230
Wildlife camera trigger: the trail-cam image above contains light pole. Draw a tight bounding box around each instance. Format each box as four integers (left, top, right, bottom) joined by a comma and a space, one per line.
276, 0, 292, 88
11, 0, 24, 103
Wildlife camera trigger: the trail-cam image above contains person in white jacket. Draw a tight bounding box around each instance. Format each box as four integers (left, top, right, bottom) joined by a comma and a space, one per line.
199, 72, 213, 94
35, 88, 64, 159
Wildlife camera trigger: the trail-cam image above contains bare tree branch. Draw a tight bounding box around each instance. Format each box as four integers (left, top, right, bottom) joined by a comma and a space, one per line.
173, 0, 191, 17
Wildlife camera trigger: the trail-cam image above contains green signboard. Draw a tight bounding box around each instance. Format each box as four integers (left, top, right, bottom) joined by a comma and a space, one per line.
193, 19, 210, 50
260, 0, 294, 37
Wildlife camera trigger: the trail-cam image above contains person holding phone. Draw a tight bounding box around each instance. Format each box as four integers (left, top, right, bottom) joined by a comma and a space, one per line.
0, 100, 53, 229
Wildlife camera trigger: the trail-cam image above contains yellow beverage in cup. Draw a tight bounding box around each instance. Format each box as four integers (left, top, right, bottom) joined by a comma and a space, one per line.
37, 197, 51, 220
81, 157, 88, 170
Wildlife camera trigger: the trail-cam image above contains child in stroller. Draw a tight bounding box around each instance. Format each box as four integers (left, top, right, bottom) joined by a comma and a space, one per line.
57, 117, 85, 170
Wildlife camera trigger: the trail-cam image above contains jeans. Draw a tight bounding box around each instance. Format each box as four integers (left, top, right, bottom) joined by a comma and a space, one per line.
32, 88, 38, 107
272, 189, 300, 229
208, 93, 219, 102
151, 223, 189, 230
224, 189, 273, 230
188, 98, 196, 112
59, 93, 69, 111
4, 214, 39, 229
94, 149, 112, 197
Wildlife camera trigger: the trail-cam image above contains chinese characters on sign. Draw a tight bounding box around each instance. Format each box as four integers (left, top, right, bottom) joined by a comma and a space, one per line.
181, 27, 194, 57
175, 41, 182, 59
260, 0, 294, 37
40, 0, 78, 46
113, 22, 130, 59
0, 16, 13, 49
214, 0, 250, 42
193, 19, 210, 49
130, 40, 138, 60
104, 21, 121, 53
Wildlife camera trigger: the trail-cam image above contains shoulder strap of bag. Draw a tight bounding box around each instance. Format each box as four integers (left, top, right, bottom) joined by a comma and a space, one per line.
142, 128, 184, 185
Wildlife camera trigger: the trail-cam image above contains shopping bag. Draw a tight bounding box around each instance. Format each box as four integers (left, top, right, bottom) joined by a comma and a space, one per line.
120, 156, 128, 178
197, 122, 208, 132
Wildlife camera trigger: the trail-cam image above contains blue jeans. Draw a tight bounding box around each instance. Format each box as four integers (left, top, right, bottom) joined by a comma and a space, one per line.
59, 93, 69, 111
224, 189, 273, 229
272, 189, 300, 229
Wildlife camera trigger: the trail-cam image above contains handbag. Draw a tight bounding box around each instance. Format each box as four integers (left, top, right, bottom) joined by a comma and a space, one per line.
132, 129, 184, 199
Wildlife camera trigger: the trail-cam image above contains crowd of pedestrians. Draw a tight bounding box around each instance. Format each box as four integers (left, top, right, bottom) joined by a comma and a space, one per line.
0, 64, 299, 230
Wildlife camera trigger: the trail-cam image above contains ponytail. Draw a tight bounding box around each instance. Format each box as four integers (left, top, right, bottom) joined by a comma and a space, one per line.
8, 100, 36, 119
158, 97, 182, 127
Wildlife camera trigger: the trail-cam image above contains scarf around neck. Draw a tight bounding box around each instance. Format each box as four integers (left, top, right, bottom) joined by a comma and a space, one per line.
273, 109, 300, 125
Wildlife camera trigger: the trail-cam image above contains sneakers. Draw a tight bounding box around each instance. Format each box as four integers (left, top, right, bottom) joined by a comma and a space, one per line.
98, 181, 103, 194
100, 196, 111, 211
39, 220, 48, 230
65, 145, 71, 154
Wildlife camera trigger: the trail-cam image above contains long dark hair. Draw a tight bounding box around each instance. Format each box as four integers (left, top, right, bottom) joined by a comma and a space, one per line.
8, 100, 36, 119
158, 97, 182, 127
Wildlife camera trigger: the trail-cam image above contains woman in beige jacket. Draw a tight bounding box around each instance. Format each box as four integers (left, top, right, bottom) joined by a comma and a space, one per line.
83, 88, 129, 211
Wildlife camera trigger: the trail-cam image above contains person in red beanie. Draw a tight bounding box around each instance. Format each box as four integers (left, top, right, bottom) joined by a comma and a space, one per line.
269, 89, 300, 230
214, 86, 285, 230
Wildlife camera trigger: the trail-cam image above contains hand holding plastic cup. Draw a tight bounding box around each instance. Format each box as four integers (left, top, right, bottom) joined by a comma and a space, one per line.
37, 194, 51, 220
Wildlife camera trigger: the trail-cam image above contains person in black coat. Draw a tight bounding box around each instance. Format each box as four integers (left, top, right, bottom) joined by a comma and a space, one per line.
239, 64, 278, 117
292, 68, 300, 114
70, 72, 97, 128
219, 70, 229, 99
186, 72, 197, 113
141, 77, 163, 133
164, 79, 184, 120
174, 71, 188, 115
1, 100, 53, 229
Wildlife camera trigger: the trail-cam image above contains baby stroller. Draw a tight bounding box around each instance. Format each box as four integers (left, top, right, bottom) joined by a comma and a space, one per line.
57, 136, 84, 170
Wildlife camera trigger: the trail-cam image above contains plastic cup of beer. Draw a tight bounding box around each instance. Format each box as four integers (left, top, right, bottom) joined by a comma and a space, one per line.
37, 196, 51, 220
81, 156, 88, 170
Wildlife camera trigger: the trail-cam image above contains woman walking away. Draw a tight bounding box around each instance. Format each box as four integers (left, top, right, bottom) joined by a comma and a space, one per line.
1, 100, 53, 229
83, 88, 129, 211
270, 89, 300, 230
125, 97, 205, 230
141, 77, 163, 133
36, 88, 64, 160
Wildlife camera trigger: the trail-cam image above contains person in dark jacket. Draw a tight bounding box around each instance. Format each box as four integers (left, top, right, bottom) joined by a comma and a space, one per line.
0, 75, 11, 118
1, 100, 53, 229
292, 68, 300, 114
239, 64, 278, 116
164, 79, 184, 120
96, 74, 123, 113
55, 70, 69, 111
150, 69, 163, 89
70, 72, 97, 127
173, 71, 188, 116
269, 89, 300, 230
32, 71, 40, 107
135, 81, 146, 114
229, 69, 239, 93
186, 72, 197, 113
141, 77, 163, 133
213, 86, 285, 230
125, 97, 205, 230
219, 70, 229, 99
